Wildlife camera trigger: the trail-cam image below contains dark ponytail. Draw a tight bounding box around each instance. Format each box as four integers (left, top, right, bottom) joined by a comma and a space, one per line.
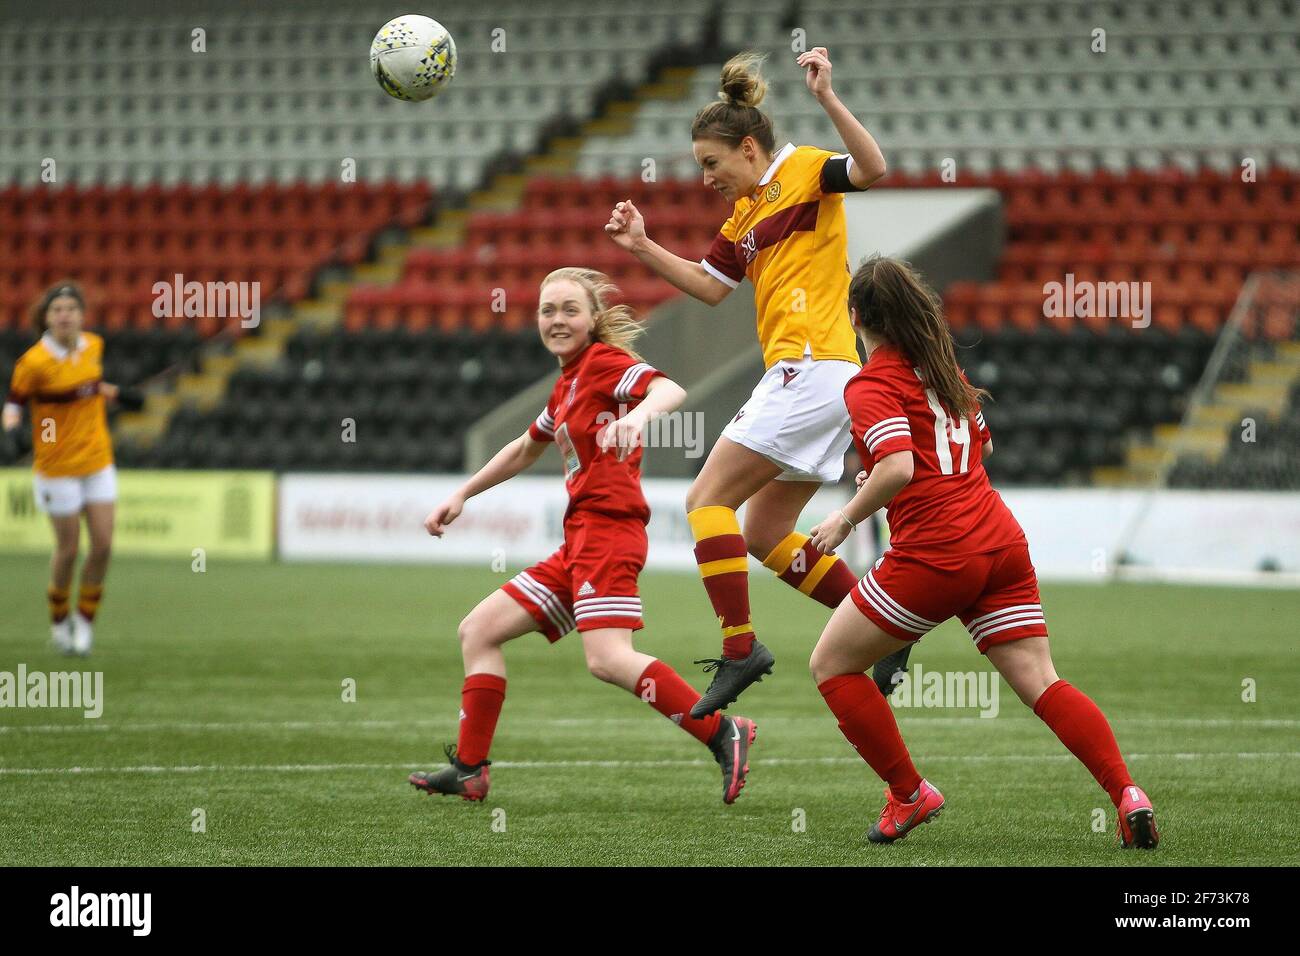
849, 256, 987, 417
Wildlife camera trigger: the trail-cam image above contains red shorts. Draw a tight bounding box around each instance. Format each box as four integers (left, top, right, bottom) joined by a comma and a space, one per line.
500, 510, 647, 642
850, 542, 1048, 653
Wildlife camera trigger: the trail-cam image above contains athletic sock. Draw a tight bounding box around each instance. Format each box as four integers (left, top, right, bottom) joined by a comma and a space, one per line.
818, 672, 922, 802
76, 583, 103, 622
762, 531, 859, 608
687, 506, 755, 659
47, 584, 70, 623
1033, 679, 1134, 807
634, 659, 723, 744
456, 673, 506, 767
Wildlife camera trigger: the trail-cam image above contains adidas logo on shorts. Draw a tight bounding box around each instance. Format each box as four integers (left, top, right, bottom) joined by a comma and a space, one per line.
577, 581, 596, 597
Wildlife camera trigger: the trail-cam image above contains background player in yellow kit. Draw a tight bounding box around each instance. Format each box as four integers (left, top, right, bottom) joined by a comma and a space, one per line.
2, 282, 140, 655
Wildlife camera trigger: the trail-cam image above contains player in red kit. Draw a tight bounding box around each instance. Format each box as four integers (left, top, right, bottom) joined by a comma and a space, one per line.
409, 267, 757, 805
806, 256, 1159, 849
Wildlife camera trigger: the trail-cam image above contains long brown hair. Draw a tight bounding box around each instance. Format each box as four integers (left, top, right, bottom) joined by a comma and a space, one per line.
540, 267, 645, 360
848, 256, 987, 417
689, 51, 776, 153
29, 279, 85, 336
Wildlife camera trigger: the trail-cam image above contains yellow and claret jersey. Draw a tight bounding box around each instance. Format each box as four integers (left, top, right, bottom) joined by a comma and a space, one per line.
701, 142, 864, 369
5, 332, 114, 477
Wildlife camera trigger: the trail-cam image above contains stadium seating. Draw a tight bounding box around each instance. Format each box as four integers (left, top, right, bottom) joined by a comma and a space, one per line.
583, 0, 1300, 177
0, 181, 433, 332
0, 0, 709, 191
346, 177, 732, 331
954, 324, 1216, 485
124, 327, 556, 471
5, 0, 1298, 485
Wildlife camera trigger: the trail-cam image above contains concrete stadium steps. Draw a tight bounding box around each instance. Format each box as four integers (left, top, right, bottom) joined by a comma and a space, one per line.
1096, 328, 1300, 487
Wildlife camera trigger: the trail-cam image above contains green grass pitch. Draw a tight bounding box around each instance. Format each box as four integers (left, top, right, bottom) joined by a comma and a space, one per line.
1, 553, 1297, 866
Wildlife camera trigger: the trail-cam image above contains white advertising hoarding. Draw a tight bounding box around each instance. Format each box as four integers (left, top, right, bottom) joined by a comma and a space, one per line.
278, 474, 1300, 584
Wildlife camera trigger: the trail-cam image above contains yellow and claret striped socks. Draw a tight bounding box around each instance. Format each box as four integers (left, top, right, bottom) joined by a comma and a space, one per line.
47, 584, 70, 623
76, 583, 104, 622
687, 506, 756, 659
762, 531, 859, 608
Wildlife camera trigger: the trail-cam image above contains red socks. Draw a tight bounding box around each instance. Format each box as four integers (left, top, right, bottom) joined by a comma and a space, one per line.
635, 660, 723, 744
818, 673, 1135, 809
818, 673, 922, 801
456, 673, 506, 767
762, 532, 858, 608
1033, 679, 1134, 807
456, 662, 724, 768
688, 506, 756, 659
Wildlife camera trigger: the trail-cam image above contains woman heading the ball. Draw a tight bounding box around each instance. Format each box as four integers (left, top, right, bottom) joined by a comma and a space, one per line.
409, 268, 758, 804
1, 282, 141, 656
606, 48, 898, 718
805, 256, 1158, 849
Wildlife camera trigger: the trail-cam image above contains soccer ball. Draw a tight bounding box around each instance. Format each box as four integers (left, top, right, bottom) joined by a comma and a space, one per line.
369, 15, 457, 102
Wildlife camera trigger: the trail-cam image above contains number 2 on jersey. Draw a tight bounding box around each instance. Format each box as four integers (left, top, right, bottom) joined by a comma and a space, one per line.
924, 388, 971, 475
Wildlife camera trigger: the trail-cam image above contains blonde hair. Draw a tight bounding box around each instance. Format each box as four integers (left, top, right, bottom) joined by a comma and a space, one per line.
690, 51, 776, 152
539, 267, 645, 360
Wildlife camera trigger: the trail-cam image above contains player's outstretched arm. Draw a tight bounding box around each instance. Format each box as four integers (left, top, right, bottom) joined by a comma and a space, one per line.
810, 450, 913, 553
599, 375, 687, 462
604, 200, 733, 306
798, 47, 887, 189
424, 431, 547, 536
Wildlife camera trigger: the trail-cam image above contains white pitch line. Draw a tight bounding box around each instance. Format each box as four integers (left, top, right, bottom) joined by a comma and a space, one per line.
2, 715, 1298, 734
1, 752, 1298, 776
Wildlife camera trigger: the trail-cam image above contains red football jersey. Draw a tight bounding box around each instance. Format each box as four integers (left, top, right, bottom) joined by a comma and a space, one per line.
528, 341, 665, 522
844, 343, 1024, 555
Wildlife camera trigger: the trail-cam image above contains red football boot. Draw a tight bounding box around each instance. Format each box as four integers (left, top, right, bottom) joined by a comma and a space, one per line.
867, 779, 945, 843
1117, 785, 1159, 849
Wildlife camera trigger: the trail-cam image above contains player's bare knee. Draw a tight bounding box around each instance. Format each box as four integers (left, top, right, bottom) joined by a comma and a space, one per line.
584, 651, 619, 685
457, 614, 497, 653
684, 482, 711, 513
808, 647, 833, 685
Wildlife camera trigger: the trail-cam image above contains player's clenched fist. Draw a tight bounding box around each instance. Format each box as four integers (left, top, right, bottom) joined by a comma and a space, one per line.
424, 494, 465, 537
604, 199, 646, 251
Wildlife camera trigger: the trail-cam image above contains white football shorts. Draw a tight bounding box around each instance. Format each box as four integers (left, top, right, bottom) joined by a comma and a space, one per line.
721, 354, 859, 483
33, 464, 118, 516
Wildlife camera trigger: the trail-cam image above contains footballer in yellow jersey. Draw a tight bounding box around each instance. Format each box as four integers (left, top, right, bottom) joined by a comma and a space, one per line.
606, 47, 899, 714
2, 283, 136, 656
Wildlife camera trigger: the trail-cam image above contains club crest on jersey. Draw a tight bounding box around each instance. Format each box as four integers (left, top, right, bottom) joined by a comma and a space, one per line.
781, 366, 800, 387
765, 181, 781, 203
739, 229, 758, 264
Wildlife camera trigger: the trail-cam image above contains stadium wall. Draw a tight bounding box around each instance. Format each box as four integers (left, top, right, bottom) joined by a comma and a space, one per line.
2, 469, 1293, 585
273, 474, 1300, 586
